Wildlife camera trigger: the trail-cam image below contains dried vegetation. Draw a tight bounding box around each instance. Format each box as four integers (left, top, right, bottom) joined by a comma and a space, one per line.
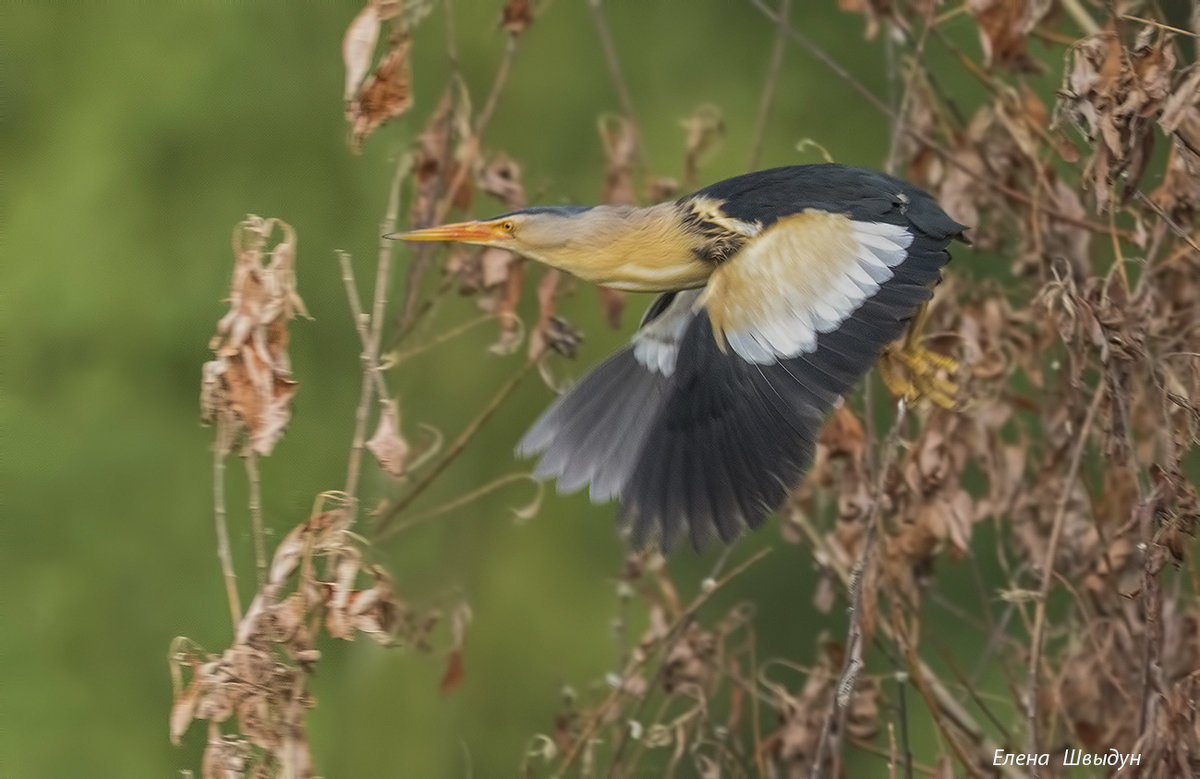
172, 0, 1198, 776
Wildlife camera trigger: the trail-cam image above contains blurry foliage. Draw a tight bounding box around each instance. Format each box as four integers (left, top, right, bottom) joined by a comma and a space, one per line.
7, 0, 1199, 777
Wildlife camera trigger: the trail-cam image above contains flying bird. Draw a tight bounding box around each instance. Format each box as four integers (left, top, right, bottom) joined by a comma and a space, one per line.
397, 164, 967, 551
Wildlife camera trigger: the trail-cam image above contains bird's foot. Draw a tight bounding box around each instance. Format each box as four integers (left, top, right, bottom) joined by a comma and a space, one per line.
879, 342, 958, 409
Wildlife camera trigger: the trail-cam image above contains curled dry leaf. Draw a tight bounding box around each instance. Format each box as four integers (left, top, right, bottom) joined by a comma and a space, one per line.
1150, 64, 1200, 223
935, 99, 1031, 246
598, 114, 637, 207
1056, 26, 1177, 211
171, 496, 441, 773
440, 602, 473, 694
968, 0, 1053, 73
201, 216, 306, 457
348, 33, 414, 153
500, 0, 535, 35
366, 399, 410, 479
342, 2, 381, 103
477, 155, 528, 352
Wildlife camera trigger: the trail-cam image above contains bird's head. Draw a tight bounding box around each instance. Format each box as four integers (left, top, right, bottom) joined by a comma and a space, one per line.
391, 203, 711, 291
393, 206, 592, 264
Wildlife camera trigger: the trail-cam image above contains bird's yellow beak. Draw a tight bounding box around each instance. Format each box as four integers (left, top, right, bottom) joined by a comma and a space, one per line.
391, 220, 510, 245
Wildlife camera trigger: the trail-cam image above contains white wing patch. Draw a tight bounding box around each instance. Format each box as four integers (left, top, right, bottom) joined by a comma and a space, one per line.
700, 211, 912, 364
632, 289, 703, 376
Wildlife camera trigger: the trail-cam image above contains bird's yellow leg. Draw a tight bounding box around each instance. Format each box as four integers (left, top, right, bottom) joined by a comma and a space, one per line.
878, 302, 958, 409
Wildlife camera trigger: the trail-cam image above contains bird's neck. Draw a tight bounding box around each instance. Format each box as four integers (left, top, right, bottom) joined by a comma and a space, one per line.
532, 203, 714, 292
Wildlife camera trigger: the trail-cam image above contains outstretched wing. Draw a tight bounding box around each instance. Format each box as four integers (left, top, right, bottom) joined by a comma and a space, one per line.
520, 166, 965, 551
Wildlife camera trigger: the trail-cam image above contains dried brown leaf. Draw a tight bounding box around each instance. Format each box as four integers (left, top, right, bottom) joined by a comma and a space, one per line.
169, 666, 202, 746
500, 0, 535, 35
440, 603, 472, 693
968, 0, 1052, 73
598, 114, 637, 206
202, 217, 305, 456
477, 155, 529, 352
410, 82, 475, 225
348, 33, 413, 153
366, 399, 410, 479
1056, 26, 1178, 210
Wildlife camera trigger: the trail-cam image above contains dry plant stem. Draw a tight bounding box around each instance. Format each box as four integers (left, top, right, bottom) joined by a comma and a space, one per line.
344, 155, 410, 504
338, 252, 388, 400
373, 356, 539, 538
896, 606, 988, 779
812, 399, 909, 779
433, 32, 522, 222
747, 0, 792, 170
791, 512, 1018, 779
1135, 190, 1200, 255
1025, 378, 1106, 757
747, 0, 894, 118
386, 313, 495, 366
554, 549, 772, 778
1062, 0, 1101, 34
896, 669, 913, 779
586, 0, 647, 174
399, 32, 523, 331
375, 472, 536, 542
244, 452, 267, 585
1122, 13, 1200, 38
885, 6, 935, 176
212, 418, 242, 627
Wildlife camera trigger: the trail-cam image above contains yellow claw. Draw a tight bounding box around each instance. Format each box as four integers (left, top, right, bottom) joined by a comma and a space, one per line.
878, 303, 958, 409
879, 344, 959, 409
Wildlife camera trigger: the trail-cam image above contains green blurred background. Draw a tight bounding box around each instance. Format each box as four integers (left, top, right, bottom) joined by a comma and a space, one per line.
6, 2, 1025, 775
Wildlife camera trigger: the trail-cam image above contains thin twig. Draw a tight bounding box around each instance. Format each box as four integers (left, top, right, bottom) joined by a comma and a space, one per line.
372, 356, 539, 537
1062, 0, 1101, 34
1025, 378, 1106, 756
747, 0, 895, 118
745, 0, 1135, 242
1122, 13, 1200, 37
569, 548, 772, 778
790, 510, 1020, 778
385, 313, 496, 367
586, 0, 648, 175
896, 668, 912, 779
212, 418, 242, 628
344, 155, 411, 503
812, 399, 909, 778
885, 3, 936, 176
339, 251, 394, 405
374, 472, 539, 543
895, 603, 988, 779
398, 31, 525, 333
747, 0, 792, 170
433, 32, 523, 222
244, 452, 266, 585
1135, 190, 1200, 256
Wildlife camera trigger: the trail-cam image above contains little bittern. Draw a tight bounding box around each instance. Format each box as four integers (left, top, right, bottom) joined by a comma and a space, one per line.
397, 163, 967, 551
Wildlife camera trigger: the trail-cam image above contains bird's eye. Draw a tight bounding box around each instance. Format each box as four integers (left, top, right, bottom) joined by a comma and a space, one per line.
500, 220, 515, 233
